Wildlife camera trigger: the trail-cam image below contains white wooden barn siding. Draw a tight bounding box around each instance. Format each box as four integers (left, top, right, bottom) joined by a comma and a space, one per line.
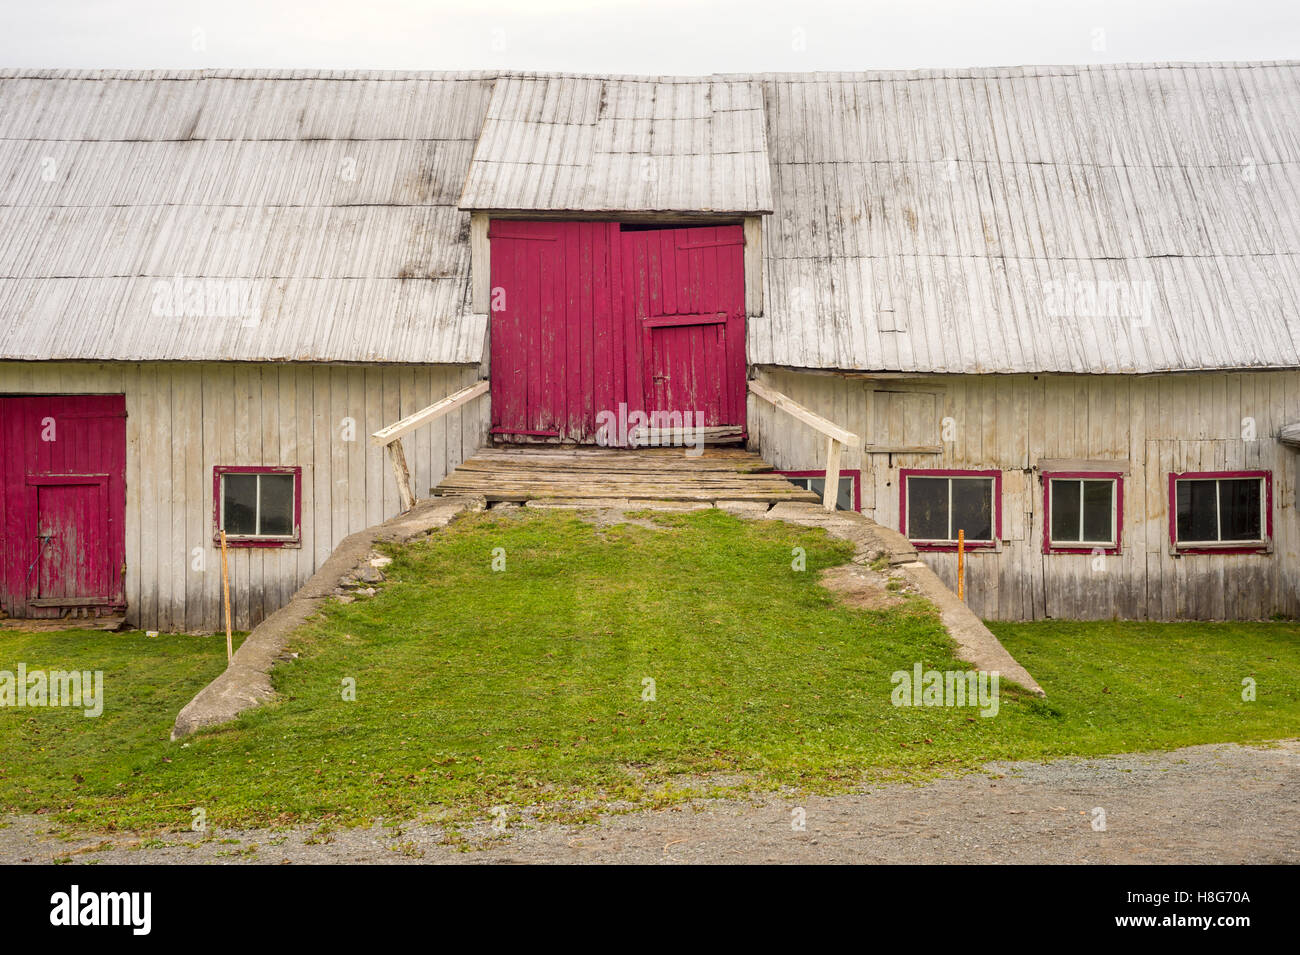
0, 361, 487, 632
750, 367, 1300, 621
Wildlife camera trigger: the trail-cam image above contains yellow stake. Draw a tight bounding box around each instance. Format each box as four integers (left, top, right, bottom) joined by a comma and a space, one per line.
220, 530, 233, 665
957, 528, 965, 602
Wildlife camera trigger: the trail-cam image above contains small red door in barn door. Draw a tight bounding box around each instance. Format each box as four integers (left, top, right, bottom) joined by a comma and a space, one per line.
0, 396, 126, 618
489, 221, 746, 443
621, 224, 746, 431
32, 477, 112, 607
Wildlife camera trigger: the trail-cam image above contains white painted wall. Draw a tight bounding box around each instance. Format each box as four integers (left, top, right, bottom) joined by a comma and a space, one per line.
750, 367, 1300, 620
0, 361, 488, 631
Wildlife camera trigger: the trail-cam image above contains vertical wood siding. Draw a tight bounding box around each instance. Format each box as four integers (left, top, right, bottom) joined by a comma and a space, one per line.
489, 220, 614, 442
0, 361, 488, 632
623, 224, 748, 431
750, 368, 1300, 621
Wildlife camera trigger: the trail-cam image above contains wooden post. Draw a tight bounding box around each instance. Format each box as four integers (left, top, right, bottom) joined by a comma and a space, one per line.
743, 217, 763, 318
470, 212, 491, 315
957, 529, 965, 602
745, 380, 859, 513
823, 436, 842, 512
386, 439, 415, 514
220, 530, 233, 665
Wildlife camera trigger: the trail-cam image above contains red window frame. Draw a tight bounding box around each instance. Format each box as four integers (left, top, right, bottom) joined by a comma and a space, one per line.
775, 469, 862, 512
1167, 470, 1272, 554
212, 465, 302, 548
898, 468, 1001, 551
1041, 471, 1124, 555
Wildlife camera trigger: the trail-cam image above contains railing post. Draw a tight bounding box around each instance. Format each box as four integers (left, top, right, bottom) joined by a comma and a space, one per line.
386, 439, 415, 514
746, 380, 860, 512
823, 436, 842, 511
372, 380, 489, 515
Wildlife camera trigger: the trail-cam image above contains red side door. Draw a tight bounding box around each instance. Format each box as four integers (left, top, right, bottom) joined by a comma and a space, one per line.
0, 396, 126, 618
489, 221, 746, 443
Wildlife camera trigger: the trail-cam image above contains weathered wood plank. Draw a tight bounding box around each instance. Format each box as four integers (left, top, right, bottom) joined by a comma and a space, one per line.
823, 436, 842, 511
386, 440, 415, 513
470, 212, 491, 315
748, 378, 861, 447
743, 216, 763, 318
370, 380, 489, 447
431, 445, 821, 504
438, 488, 820, 503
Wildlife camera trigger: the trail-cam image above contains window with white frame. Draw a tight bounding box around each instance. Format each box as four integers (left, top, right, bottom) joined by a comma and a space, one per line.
1172, 472, 1268, 546
903, 472, 998, 544
1047, 475, 1119, 550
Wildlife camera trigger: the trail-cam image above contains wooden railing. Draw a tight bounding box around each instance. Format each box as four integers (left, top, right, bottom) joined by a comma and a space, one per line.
370, 380, 490, 513
747, 378, 862, 512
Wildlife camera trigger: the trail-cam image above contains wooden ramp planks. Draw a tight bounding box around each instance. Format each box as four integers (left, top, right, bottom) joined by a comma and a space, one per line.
432, 446, 821, 504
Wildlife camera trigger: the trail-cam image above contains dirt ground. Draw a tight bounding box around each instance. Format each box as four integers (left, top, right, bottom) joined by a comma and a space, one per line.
4, 739, 1296, 864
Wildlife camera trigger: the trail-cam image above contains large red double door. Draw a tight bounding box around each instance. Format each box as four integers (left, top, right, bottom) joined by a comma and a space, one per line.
488, 221, 747, 444
0, 395, 126, 618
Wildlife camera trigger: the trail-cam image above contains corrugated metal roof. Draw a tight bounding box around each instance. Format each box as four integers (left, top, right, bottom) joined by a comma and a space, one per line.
751, 63, 1300, 373
3, 64, 1299, 373
458, 75, 773, 215
0, 70, 494, 364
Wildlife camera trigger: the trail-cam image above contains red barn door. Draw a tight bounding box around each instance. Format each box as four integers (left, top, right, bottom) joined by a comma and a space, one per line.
0, 396, 126, 618
489, 220, 625, 443
488, 221, 746, 444
621, 224, 746, 431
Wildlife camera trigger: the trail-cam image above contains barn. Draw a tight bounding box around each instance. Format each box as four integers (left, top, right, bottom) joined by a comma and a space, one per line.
1, 62, 1298, 630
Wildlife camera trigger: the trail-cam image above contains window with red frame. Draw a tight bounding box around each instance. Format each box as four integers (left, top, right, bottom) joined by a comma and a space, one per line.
214, 466, 301, 546
1043, 472, 1122, 553
900, 470, 1000, 547
1170, 471, 1270, 549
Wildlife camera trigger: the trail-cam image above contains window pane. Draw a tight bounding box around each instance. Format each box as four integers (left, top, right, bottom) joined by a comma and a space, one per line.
803, 477, 854, 511
1082, 480, 1114, 543
951, 478, 993, 541
1219, 478, 1262, 541
222, 474, 258, 536
258, 474, 295, 536
1050, 479, 1081, 542
1176, 479, 1219, 542
908, 477, 950, 539
837, 476, 854, 512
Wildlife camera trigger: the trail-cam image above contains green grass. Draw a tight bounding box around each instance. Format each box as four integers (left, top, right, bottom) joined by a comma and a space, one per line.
0, 629, 241, 820
988, 619, 1300, 747
2, 508, 1298, 832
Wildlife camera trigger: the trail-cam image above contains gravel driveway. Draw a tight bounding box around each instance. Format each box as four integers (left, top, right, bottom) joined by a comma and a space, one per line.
5, 740, 1296, 864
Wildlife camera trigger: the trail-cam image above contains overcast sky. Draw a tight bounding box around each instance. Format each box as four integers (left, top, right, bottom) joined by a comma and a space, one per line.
0, 0, 1295, 73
